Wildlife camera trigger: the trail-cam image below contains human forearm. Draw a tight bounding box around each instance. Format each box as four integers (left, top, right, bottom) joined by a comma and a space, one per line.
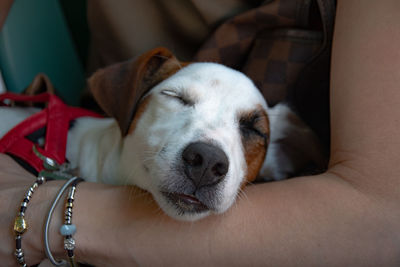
69, 172, 396, 266
3, 170, 397, 266
330, 0, 400, 190
87, 174, 397, 266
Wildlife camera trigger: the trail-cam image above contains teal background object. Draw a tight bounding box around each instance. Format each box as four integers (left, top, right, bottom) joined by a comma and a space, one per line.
0, 0, 86, 106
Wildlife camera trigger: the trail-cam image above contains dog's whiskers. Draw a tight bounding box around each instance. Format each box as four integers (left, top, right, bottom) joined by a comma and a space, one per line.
236, 187, 250, 203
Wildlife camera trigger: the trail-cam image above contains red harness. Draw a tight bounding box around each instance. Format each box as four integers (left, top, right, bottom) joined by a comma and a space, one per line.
0, 93, 102, 172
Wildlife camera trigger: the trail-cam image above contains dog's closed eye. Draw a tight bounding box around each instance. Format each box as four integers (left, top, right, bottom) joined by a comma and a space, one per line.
161, 90, 194, 106
239, 111, 269, 143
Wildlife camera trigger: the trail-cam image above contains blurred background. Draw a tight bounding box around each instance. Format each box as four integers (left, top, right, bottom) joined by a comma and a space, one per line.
0, 0, 89, 105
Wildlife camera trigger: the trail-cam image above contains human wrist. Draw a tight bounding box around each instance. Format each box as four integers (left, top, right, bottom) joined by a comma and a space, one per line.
72, 183, 148, 266
24, 180, 122, 266
23, 180, 66, 265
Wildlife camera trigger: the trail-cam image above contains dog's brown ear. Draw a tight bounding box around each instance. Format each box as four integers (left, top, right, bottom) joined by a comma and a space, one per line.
89, 47, 185, 136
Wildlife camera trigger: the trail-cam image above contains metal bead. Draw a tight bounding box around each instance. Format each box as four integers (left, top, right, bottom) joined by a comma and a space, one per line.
68, 255, 78, 267
68, 186, 76, 198
14, 249, 24, 258
14, 216, 28, 234
32, 182, 38, 189
36, 176, 46, 184
65, 210, 72, 218
26, 189, 33, 198
64, 237, 75, 250
15, 249, 25, 264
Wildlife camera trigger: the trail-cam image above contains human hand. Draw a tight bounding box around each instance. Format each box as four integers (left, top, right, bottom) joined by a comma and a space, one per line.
0, 153, 156, 266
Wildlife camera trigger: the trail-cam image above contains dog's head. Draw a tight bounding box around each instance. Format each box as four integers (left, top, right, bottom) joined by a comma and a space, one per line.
89, 48, 269, 220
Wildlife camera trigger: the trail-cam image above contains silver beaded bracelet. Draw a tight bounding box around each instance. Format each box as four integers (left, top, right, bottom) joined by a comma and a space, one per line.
44, 176, 83, 267
13, 175, 47, 267
61, 178, 82, 267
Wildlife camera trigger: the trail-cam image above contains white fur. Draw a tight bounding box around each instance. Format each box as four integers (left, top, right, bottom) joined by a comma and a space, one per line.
118, 63, 268, 220
0, 63, 323, 220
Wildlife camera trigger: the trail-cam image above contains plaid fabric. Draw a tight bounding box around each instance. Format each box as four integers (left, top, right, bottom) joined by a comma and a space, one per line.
195, 0, 331, 105
243, 29, 323, 105
195, 0, 303, 69
195, 0, 336, 150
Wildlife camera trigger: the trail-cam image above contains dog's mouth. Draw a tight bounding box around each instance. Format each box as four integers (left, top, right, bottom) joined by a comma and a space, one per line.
163, 192, 209, 214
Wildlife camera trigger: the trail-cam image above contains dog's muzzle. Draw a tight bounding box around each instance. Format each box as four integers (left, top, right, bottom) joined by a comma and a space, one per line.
164, 142, 229, 214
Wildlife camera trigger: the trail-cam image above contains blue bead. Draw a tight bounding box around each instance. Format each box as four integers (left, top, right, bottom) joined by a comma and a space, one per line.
59, 224, 76, 236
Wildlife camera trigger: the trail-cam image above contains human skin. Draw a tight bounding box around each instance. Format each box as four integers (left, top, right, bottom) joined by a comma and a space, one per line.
1, 0, 400, 266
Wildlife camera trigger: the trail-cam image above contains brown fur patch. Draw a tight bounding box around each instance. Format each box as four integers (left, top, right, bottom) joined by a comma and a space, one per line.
238, 106, 270, 187
127, 95, 152, 135
89, 47, 190, 136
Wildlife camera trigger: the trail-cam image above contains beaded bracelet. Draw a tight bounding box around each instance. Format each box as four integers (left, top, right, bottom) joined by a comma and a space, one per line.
44, 176, 83, 267
61, 178, 83, 267
13, 175, 47, 267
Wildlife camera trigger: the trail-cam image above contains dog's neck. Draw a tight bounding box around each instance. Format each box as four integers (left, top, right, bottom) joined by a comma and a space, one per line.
66, 117, 124, 183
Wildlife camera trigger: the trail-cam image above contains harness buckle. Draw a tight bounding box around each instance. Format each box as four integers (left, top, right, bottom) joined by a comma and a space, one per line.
32, 145, 72, 178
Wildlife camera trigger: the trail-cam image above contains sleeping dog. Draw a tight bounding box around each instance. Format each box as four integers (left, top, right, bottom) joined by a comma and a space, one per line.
0, 48, 324, 221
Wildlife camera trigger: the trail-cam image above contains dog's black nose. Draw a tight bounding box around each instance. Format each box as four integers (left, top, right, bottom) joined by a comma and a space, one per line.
182, 142, 229, 188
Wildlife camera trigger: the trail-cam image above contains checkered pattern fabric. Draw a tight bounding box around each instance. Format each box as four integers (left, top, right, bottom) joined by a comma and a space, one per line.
243, 29, 323, 105
195, 0, 335, 106
195, 0, 299, 68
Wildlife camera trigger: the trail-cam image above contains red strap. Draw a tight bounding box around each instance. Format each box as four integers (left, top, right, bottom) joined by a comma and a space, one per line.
0, 92, 102, 172
6, 138, 45, 171
0, 92, 52, 105
44, 95, 70, 164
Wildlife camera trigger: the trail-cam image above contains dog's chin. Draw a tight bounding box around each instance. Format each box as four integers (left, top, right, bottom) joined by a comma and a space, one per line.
151, 191, 213, 221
